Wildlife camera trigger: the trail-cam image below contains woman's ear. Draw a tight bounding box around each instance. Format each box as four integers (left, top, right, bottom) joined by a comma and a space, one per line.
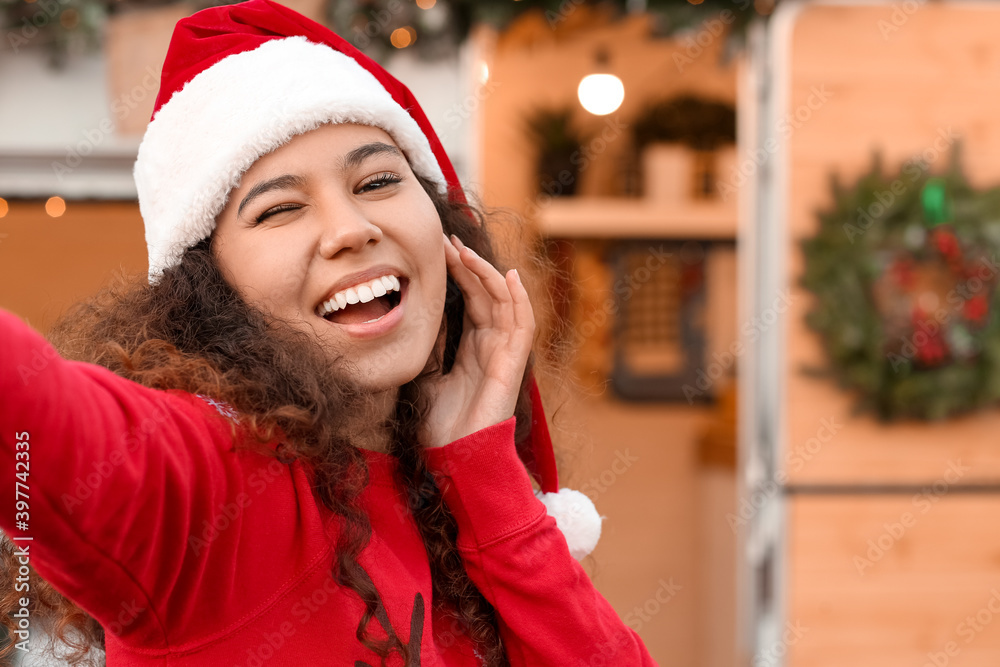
206, 229, 221, 260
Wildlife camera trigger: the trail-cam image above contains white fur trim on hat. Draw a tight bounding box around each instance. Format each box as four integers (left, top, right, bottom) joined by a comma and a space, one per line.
534, 488, 603, 561
134, 35, 447, 282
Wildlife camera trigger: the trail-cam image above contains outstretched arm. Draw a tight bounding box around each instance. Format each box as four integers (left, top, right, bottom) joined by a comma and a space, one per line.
0, 309, 253, 647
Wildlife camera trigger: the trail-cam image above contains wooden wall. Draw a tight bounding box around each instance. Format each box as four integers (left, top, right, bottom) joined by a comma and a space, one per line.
782, 4, 1000, 664
0, 200, 147, 333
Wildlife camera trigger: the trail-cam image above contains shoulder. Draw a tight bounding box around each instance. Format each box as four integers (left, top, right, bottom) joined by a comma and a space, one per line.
163, 391, 277, 454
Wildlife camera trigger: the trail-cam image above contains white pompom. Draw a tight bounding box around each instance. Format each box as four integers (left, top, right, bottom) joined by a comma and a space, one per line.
534, 488, 604, 561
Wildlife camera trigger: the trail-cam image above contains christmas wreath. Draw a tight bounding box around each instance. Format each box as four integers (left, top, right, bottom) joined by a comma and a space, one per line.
801, 150, 1000, 420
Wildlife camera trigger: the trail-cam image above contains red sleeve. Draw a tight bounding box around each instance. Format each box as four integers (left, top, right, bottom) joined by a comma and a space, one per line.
423, 417, 658, 666
0, 309, 252, 648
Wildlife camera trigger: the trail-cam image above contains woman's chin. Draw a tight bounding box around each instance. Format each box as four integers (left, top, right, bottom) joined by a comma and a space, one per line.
349, 363, 425, 393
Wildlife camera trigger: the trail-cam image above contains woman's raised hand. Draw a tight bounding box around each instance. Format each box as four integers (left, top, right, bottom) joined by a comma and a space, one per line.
419, 234, 535, 449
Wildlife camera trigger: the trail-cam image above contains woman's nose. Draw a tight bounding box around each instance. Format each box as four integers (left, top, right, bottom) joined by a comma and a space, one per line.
317, 201, 383, 259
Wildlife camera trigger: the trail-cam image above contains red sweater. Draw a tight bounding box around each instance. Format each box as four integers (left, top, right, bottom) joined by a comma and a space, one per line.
0, 309, 657, 666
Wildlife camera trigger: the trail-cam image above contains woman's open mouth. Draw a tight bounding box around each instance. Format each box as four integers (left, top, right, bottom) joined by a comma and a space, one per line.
316, 274, 406, 334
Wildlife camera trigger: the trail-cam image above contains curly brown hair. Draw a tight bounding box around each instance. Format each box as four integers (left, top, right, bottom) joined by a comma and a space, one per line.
0, 176, 556, 667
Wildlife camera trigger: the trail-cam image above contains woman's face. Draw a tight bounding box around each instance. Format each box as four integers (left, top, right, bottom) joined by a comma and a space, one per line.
212, 123, 448, 391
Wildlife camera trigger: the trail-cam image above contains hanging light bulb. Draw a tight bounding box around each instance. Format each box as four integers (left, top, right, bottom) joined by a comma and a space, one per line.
578, 74, 624, 115
577, 48, 624, 116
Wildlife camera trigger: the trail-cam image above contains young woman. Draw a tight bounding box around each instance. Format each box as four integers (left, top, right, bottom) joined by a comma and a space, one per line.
0, 1, 657, 665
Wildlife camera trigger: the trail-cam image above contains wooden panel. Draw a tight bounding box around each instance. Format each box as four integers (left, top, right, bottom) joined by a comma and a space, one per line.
557, 397, 709, 667
537, 197, 737, 238
788, 496, 1000, 666
783, 4, 1000, 484
0, 200, 147, 332
781, 7, 1000, 667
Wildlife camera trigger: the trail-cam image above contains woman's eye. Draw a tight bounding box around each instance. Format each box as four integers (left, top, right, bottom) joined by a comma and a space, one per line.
254, 203, 301, 225
358, 172, 403, 193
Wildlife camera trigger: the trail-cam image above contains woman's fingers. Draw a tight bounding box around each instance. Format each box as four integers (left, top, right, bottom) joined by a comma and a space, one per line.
451, 235, 514, 310
430, 235, 537, 442
442, 234, 514, 331
506, 268, 535, 358
442, 234, 491, 325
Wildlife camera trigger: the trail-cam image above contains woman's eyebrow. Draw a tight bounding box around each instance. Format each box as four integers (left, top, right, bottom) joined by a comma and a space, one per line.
340, 142, 403, 172
237, 174, 307, 218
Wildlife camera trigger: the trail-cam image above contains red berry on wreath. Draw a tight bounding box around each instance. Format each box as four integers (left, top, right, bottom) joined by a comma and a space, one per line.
889, 258, 916, 288
915, 332, 948, 366
963, 293, 989, 325
910, 306, 950, 366
932, 227, 961, 261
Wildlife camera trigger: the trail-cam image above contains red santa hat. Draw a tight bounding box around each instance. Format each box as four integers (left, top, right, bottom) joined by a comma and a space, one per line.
134, 0, 601, 560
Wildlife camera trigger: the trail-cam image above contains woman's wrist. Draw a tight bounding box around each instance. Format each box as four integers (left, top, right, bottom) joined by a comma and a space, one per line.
423, 416, 546, 548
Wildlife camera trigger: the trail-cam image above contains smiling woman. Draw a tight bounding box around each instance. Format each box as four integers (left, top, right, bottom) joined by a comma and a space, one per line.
0, 1, 655, 665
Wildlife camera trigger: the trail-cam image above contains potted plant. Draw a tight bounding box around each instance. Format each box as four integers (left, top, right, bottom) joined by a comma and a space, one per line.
632, 95, 736, 204
523, 106, 591, 198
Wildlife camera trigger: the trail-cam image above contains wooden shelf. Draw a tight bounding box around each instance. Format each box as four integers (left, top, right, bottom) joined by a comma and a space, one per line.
535, 197, 737, 239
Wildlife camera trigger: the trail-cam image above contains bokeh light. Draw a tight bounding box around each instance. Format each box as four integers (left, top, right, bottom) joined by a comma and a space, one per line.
45, 196, 66, 218
390, 27, 417, 49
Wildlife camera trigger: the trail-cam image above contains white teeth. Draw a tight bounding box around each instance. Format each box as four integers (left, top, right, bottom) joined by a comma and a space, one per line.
316, 273, 403, 317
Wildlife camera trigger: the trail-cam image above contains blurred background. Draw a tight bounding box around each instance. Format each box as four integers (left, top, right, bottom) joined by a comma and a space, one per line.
5, 0, 1000, 664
